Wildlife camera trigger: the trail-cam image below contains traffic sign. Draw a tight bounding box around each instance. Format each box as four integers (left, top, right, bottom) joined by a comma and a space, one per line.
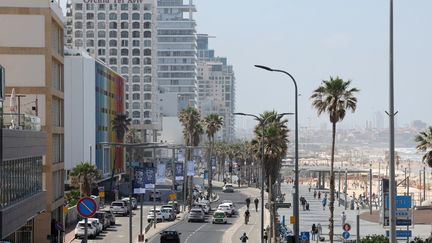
396, 219, 412, 226
98, 191, 105, 198
386, 230, 412, 238
342, 231, 350, 239
385, 195, 412, 208
342, 223, 351, 231
276, 203, 291, 209
300, 231, 310, 242
290, 216, 296, 224
384, 210, 411, 218
77, 197, 98, 218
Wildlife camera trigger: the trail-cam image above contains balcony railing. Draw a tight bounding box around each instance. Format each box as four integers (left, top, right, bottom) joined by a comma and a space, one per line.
2, 113, 41, 131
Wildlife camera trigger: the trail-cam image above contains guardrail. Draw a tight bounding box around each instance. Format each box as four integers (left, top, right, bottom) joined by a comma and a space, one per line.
145, 220, 153, 233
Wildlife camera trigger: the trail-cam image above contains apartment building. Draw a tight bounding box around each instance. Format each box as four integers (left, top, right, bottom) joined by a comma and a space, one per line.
64, 48, 125, 179
197, 34, 236, 141
0, 1, 65, 242
65, 0, 159, 142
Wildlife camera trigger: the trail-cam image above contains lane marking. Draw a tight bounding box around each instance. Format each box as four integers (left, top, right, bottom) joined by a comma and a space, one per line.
184, 223, 207, 243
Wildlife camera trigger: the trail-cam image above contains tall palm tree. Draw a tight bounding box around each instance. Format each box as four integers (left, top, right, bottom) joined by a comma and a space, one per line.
110, 113, 131, 193
415, 126, 432, 167
70, 162, 101, 197
125, 128, 142, 164
252, 111, 289, 238
203, 113, 223, 197
310, 77, 359, 242
178, 107, 203, 207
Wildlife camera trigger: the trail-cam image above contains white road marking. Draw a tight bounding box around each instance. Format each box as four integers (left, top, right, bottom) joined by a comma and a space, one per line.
184, 223, 207, 243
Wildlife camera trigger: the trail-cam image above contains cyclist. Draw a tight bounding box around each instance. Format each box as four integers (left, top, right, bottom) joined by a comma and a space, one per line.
254, 198, 259, 212
240, 232, 249, 243
244, 209, 250, 224
245, 197, 251, 209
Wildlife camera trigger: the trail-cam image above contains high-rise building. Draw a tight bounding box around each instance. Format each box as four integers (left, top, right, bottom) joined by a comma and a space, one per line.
196, 34, 235, 141
0, 1, 65, 242
66, 0, 159, 142
156, 0, 197, 116
64, 49, 125, 181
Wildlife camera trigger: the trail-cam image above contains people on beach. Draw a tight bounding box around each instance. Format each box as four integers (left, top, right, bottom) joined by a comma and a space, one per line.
322, 197, 327, 210
311, 223, 317, 240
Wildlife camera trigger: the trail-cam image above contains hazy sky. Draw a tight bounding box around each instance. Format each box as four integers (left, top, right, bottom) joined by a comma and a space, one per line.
61, 1, 432, 130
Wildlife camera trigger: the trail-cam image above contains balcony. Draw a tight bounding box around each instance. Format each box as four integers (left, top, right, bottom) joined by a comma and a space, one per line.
2, 113, 41, 131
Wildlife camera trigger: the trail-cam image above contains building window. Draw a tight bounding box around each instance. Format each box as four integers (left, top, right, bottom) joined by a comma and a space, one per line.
121, 13, 129, 20
98, 49, 106, 55
132, 13, 140, 20
132, 58, 140, 65
144, 93, 151, 100
109, 13, 117, 20
144, 40, 151, 47
86, 30, 94, 38
75, 39, 83, 47
144, 67, 151, 74
132, 84, 140, 92
75, 3, 83, 10
144, 49, 151, 56
132, 120, 140, 125
52, 98, 64, 127
121, 67, 128, 74
132, 67, 140, 74
121, 49, 129, 56
143, 111, 150, 118
86, 13, 94, 20
121, 58, 128, 65
143, 13, 151, 20
144, 58, 151, 65
52, 170, 63, 201
109, 49, 117, 56
98, 31, 106, 38
86, 21, 94, 29
143, 22, 151, 29
144, 102, 151, 109
132, 102, 140, 109
97, 13, 105, 20
132, 49, 140, 56
133, 31, 141, 38
109, 22, 117, 29
75, 12, 83, 20
86, 3, 95, 10
109, 31, 117, 38
121, 22, 128, 29
52, 61, 63, 91
121, 4, 128, 10
109, 40, 117, 47
132, 4, 139, 11
86, 39, 94, 47
97, 22, 106, 29
144, 84, 151, 92
132, 40, 140, 47
109, 58, 117, 65
121, 31, 128, 38
143, 31, 151, 38
74, 21, 83, 29
98, 4, 106, 10
132, 22, 140, 29
144, 76, 151, 83
75, 31, 83, 38
144, 4, 151, 10
109, 4, 118, 11
132, 94, 140, 100
132, 76, 140, 83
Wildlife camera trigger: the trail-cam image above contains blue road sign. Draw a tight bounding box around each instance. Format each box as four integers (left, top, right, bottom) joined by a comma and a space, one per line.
385, 195, 412, 208
396, 219, 412, 226
300, 231, 310, 241
77, 197, 97, 218
342, 231, 350, 239
386, 230, 412, 238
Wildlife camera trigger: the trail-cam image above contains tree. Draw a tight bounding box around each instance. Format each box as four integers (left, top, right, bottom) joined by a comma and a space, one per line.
178, 107, 203, 207
110, 113, 131, 194
310, 76, 359, 242
125, 128, 142, 163
415, 126, 432, 167
251, 111, 289, 239
70, 161, 101, 197
203, 113, 223, 198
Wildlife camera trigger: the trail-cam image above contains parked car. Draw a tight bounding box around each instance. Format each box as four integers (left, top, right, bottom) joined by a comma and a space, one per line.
212, 210, 227, 224
87, 218, 103, 234
222, 184, 234, 193
188, 208, 205, 222
161, 205, 177, 219
160, 208, 175, 221
75, 220, 97, 239
102, 210, 116, 225
217, 204, 232, 217
160, 230, 181, 243
149, 191, 162, 201
110, 200, 130, 216
122, 197, 138, 210
168, 201, 180, 214
147, 209, 163, 223
94, 211, 110, 229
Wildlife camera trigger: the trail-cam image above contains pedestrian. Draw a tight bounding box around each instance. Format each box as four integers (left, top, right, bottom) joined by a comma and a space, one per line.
311, 223, 317, 240
238, 178, 241, 188
313, 190, 317, 199
306, 201, 310, 211
300, 197, 306, 210
322, 197, 327, 210
245, 197, 251, 210
240, 232, 249, 243
317, 223, 322, 241
254, 198, 259, 212
318, 191, 321, 199
341, 211, 347, 226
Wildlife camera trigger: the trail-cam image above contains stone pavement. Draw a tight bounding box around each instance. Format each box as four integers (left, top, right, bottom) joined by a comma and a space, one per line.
278, 182, 432, 242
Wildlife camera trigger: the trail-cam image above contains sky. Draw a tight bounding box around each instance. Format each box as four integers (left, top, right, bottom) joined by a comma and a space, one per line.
61, 1, 432, 131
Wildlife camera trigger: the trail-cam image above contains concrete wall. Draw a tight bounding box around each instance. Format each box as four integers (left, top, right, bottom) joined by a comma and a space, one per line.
160, 116, 183, 145
3, 129, 46, 160
0, 15, 45, 47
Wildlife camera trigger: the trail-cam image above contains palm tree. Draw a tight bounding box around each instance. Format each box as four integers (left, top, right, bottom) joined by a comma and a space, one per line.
203, 113, 223, 197
310, 76, 359, 242
125, 128, 142, 164
252, 111, 289, 239
110, 113, 131, 194
70, 162, 101, 197
415, 126, 432, 167
178, 107, 203, 207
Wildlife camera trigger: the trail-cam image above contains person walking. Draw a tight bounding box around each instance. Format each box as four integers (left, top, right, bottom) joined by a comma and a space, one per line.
341, 211, 347, 226
311, 223, 317, 240
306, 201, 310, 211
240, 232, 249, 243
245, 198, 251, 210
317, 223, 322, 242
313, 190, 317, 199
254, 198, 259, 212
318, 191, 321, 199
322, 197, 327, 210
300, 196, 306, 210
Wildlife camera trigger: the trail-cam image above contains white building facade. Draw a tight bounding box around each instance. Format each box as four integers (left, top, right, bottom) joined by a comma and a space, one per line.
65, 0, 159, 141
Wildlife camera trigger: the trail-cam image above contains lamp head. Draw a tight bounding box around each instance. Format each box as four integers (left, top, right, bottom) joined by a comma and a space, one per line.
233, 112, 247, 116
254, 65, 274, 71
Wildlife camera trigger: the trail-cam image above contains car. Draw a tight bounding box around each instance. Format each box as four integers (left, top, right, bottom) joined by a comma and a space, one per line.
160, 230, 181, 243
87, 218, 103, 234
168, 201, 180, 214
94, 211, 110, 229
149, 191, 162, 201
147, 209, 163, 223
188, 208, 205, 222
221, 201, 236, 215
102, 210, 116, 226
222, 184, 234, 193
161, 205, 177, 219
193, 203, 210, 214
110, 200, 130, 216
212, 210, 227, 224
75, 220, 97, 239
160, 208, 175, 221
217, 204, 232, 217
122, 197, 138, 210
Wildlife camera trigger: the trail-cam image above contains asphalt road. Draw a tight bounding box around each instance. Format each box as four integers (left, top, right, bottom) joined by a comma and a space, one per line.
148, 186, 249, 243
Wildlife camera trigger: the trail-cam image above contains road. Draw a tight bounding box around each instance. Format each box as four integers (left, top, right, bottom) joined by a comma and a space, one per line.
148, 186, 249, 243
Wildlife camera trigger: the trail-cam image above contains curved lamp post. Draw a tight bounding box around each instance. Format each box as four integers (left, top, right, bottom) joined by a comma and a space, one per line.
254, 65, 300, 243
234, 112, 292, 243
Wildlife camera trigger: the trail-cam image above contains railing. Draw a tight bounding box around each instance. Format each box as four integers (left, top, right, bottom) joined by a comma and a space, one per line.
2, 113, 41, 131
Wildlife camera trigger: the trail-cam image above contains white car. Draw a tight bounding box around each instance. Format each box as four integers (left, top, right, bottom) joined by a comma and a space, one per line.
87, 218, 103, 234
75, 220, 97, 239
160, 208, 175, 221
147, 209, 163, 223
122, 197, 138, 210
217, 204, 232, 217
221, 201, 236, 215
197, 202, 210, 214
222, 184, 234, 192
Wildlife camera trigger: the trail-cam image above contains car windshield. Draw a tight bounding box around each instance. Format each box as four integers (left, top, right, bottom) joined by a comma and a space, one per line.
112, 202, 123, 207
191, 209, 201, 213
78, 223, 91, 228
214, 212, 225, 218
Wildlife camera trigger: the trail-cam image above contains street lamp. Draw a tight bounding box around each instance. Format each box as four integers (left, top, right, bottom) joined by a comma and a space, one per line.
234, 112, 292, 243
254, 64, 300, 243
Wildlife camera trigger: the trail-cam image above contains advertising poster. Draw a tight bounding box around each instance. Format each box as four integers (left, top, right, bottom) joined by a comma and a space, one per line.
178, 149, 185, 162
143, 166, 155, 189
156, 162, 166, 184
175, 162, 184, 180
187, 160, 195, 176
133, 167, 146, 194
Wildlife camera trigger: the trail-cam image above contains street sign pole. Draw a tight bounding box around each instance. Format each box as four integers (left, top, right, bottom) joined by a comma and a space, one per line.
84, 218, 88, 243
